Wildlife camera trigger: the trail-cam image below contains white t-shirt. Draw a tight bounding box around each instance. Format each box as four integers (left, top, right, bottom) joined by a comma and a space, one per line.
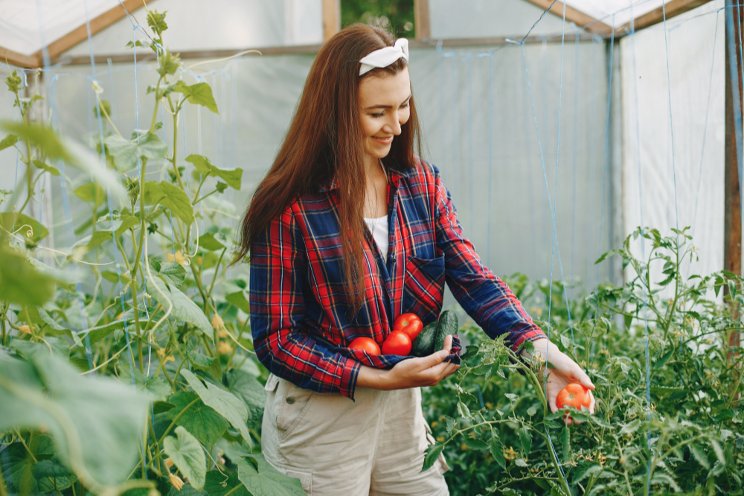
364, 215, 389, 262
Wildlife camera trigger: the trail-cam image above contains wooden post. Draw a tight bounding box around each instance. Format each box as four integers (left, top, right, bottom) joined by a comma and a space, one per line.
322, 0, 340, 42
725, 0, 742, 353
413, 0, 431, 41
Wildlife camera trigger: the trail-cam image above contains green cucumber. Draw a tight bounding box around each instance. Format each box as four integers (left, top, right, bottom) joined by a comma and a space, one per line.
434, 310, 458, 351
412, 321, 438, 357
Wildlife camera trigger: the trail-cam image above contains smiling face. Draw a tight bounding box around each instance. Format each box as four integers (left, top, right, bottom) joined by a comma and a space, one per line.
358, 67, 412, 169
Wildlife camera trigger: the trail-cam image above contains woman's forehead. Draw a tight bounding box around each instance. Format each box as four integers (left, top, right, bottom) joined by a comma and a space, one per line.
358, 68, 411, 106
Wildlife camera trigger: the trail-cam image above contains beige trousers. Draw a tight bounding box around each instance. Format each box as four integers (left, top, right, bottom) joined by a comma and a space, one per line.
261, 374, 449, 495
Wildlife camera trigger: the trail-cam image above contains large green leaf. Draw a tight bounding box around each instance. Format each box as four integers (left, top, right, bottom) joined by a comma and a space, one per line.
168, 391, 229, 448
149, 276, 212, 336
237, 455, 304, 496
105, 131, 168, 171
143, 181, 194, 224
226, 368, 265, 410
186, 154, 242, 190
0, 345, 152, 489
0, 121, 127, 204
163, 426, 206, 490
0, 244, 57, 305
203, 470, 249, 496
173, 81, 219, 113
181, 369, 252, 445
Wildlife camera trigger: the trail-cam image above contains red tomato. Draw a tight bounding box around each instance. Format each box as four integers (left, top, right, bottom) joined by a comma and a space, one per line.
392, 313, 424, 340
381, 331, 412, 355
348, 337, 381, 356
556, 383, 591, 410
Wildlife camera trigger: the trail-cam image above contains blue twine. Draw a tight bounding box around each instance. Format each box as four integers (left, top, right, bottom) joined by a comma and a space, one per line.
486, 52, 494, 260
604, 19, 616, 286
519, 42, 568, 482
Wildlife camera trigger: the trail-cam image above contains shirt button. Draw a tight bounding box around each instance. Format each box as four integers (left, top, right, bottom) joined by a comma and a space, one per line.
286, 397, 295, 404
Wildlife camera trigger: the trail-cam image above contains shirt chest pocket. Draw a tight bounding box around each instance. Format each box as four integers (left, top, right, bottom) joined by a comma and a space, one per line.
403, 255, 445, 323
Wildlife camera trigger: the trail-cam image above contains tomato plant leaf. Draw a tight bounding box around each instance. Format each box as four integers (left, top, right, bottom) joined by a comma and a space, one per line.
163, 426, 207, 490
422, 443, 444, 472
688, 443, 710, 470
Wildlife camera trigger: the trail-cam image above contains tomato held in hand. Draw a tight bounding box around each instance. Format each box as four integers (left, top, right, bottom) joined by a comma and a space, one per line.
348, 337, 381, 356
556, 383, 591, 410
381, 331, 412, 355
392, 313, 424, 340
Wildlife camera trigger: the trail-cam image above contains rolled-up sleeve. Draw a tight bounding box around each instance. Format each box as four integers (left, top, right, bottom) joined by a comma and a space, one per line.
249, 205, 360, 398
431, 165, 546, 351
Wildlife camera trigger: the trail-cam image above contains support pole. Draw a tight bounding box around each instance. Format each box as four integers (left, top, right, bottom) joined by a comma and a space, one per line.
724, 0, 742, 352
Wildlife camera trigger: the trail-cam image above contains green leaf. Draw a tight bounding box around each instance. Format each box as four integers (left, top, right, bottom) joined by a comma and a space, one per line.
163, 426, 206, 490
173, 82, 219, 113
32, 159, 60, 175
0, 121, 127, 204
489, 438, 506, 469
422, 443, 444, 471
105, 131, 168, 171
149, 276, 212, 336
0, 212, 49, 244
572, 463, 602, 484
0, 133, 18, 151
74, 182, 106, 203
237, 455, 304, 496
0, 244, 57, 305
168, 392, 229, 448
689, 443, 710, 470
198, 232, 226, 251
0, 344, 152, 488
147, 10, 168, 36
34, 459, 76, 492
143, 181, 194, 224
561, 425, 571, 461
181, 369, 252, 445
204, 470, 250, 496
226, 368, 266, 410
186, 154, 242, 190
226, 291, 250, 313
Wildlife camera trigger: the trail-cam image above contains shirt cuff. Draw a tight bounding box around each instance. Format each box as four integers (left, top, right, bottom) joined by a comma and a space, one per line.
336, 357, 362, 400
512, 328, 547, 354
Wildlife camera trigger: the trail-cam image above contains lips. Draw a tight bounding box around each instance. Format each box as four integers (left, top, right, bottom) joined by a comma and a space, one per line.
372, 136, 393, 145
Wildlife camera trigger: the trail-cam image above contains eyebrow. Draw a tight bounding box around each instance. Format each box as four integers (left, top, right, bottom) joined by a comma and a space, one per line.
364, 95, 411, 110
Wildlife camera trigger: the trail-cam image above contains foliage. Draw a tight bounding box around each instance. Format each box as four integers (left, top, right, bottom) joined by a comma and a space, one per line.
0, 10, 301, 496
424, 227, 743, 495
341, 0, 415, 37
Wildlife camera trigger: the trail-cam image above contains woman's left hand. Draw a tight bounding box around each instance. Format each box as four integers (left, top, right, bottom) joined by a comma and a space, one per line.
523, 338, 595, 423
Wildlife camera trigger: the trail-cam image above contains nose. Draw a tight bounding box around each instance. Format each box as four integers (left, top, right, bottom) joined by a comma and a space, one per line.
385, 113, 402, 135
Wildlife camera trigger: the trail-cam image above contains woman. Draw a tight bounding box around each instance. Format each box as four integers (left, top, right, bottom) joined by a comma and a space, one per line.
237, 24, 594, 495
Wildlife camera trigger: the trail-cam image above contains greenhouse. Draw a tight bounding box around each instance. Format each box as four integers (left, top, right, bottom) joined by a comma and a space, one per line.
0, 0, 741, 494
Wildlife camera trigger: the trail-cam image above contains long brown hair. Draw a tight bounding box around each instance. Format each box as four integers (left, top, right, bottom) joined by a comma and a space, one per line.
236, 24, 422, 311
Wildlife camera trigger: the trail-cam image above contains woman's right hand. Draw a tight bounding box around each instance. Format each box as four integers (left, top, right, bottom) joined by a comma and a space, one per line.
356, 335, 460, 390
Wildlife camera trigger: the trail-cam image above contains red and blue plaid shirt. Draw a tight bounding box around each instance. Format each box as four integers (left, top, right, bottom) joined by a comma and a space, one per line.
249, 160, 545, 399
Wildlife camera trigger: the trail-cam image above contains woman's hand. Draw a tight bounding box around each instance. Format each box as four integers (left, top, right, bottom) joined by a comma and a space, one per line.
356, 335, 460, 390
523, 338, 595, 423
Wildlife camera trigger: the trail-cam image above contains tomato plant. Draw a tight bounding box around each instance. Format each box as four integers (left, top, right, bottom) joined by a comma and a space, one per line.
349, 337, 381, 355
393, 312, 424, 340
556, 383, 591, 410
381, 330, 412, 355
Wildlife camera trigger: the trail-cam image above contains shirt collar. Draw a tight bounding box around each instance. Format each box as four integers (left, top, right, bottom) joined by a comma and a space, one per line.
318, 165, 408, 193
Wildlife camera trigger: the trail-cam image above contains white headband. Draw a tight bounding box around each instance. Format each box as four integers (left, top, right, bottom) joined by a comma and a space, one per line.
359, 38, 409, 76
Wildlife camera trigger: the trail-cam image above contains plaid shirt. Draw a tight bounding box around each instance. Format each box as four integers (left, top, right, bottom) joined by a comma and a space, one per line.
249, 160, 545, 399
